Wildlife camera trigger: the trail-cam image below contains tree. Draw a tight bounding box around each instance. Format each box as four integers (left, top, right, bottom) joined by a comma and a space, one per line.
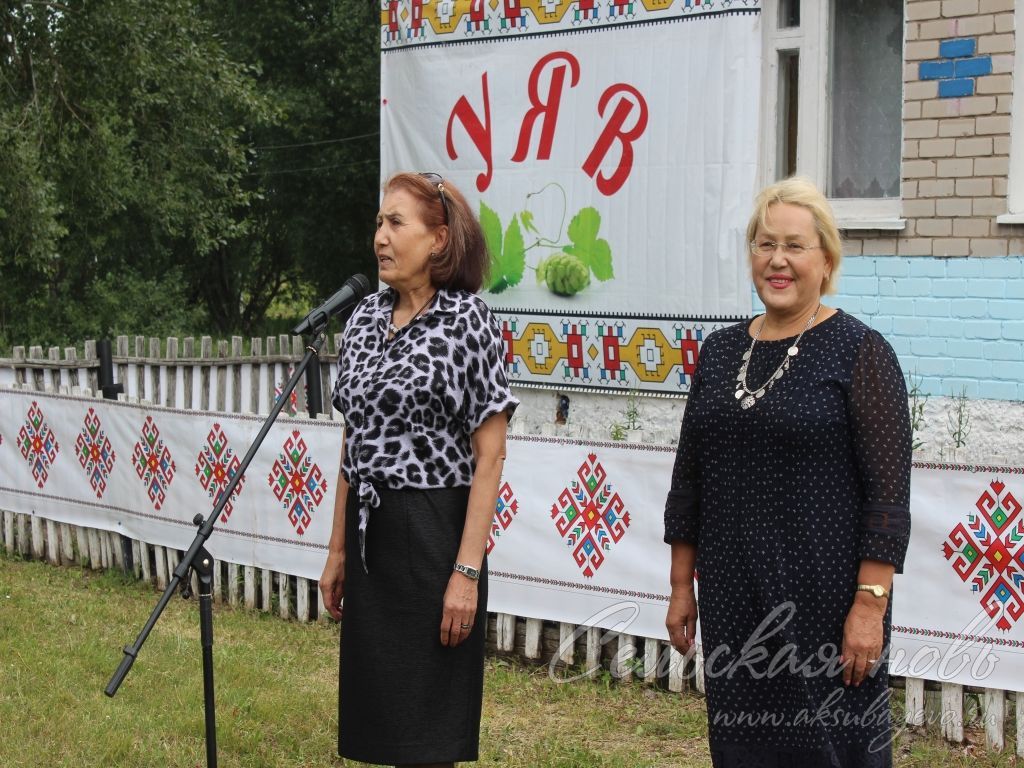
0, 2, 69, 343
0, 0, 270, 346
198, 0, 380, 332
0, 0, 381, 348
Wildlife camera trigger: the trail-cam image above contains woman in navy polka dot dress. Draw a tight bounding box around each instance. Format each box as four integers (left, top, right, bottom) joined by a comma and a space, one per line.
664, 177, 912, 768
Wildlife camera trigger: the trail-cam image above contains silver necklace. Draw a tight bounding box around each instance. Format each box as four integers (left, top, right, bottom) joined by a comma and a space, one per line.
388, 292, 436, 337
734, 305, 819, 410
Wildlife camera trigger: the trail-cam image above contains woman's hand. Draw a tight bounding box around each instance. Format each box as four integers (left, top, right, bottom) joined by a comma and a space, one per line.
440, 570, 478, 647
841, 595, 885, 686
666, 583, 698, 655
318, 550, 345, 621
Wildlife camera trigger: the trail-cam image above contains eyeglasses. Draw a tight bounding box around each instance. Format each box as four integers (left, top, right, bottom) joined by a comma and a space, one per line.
750, 240, 822, 256
420, 172, 449, 224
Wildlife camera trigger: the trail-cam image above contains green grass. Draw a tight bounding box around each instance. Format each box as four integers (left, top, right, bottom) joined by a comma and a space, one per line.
0, 554, 1015, 767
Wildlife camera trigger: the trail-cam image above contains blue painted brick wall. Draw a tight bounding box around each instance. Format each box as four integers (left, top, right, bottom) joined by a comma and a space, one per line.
921, 37, 992, 100
920, 60, 955, 80
750, 256, 1024, 401
939, 38, 976, 58
939, 78, 974, 98
955, 57, 992, 78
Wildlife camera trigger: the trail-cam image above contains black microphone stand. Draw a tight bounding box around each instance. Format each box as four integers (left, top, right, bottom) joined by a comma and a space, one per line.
105, 323, 332, 768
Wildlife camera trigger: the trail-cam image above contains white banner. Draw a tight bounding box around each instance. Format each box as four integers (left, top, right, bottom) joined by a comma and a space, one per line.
4, 389, 1023, 689
490, 435, 673, 640
0, 389, 340, 579
380, 3, 761, 393
891, 465, 1024, 691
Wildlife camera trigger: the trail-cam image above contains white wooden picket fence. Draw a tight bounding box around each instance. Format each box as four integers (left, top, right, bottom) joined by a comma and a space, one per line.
1, 335, 1022, 755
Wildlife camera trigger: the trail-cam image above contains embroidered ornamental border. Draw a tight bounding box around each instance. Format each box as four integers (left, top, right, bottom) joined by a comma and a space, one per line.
0, 388, 343, 550
0, 387, 344, 427
381, 1, 762, 51
508, 433, 675, 454
495, 310, 741, 397
0, 484, 329, 550
490, 569, 669, 602
914, 463, 1024, 475
892, 625, 1024, 650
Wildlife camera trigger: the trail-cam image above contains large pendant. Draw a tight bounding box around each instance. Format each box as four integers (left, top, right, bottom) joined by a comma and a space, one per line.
740, 395, 756, 409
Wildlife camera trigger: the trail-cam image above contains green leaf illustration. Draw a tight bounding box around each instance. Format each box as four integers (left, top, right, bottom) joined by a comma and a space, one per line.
520, 209, 537, 235
563, 206, 613, 282
497, 215, 526, 292
480, 201, 502, 264
481, 201, 525, 293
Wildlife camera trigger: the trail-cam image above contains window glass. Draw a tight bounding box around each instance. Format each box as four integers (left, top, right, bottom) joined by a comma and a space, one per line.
779, 0, 800, 29
829, 0, 902, 198
778, 52, 799, 180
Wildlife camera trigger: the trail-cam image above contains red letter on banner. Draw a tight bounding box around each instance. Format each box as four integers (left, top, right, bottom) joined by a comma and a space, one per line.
582, 83, 649, 196
447, 72, 493, 192
511, 52, 580, 163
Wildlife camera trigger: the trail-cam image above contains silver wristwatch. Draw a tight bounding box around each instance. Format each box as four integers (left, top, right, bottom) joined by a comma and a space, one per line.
453, 562, 480, 581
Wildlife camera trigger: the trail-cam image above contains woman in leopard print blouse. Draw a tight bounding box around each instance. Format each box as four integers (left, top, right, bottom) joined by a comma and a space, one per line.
319, 172, 518, 767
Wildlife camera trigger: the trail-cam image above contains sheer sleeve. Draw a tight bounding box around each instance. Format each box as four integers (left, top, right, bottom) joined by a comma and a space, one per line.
848, 329, 912, 572
663, 353, 705, 545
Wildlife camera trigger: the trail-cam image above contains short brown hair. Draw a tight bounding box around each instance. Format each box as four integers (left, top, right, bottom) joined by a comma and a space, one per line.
745, 176, 843, 295
382, 172, 489, 292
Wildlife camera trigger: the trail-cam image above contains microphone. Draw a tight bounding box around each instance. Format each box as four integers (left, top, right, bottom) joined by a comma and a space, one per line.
292, 274, 372, 335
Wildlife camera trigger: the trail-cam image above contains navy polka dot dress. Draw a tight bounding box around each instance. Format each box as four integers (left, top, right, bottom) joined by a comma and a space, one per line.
665, 310, 912, 768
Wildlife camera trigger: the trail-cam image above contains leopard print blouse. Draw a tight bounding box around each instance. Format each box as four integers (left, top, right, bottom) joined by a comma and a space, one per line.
331, 287, 518, 567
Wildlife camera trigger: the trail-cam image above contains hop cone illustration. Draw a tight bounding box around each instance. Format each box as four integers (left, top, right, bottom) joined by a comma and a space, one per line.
537, 253, 591, 296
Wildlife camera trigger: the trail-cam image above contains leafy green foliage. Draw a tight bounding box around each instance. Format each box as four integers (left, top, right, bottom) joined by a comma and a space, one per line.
198, 0, 380, 331
0, 0, 380, 351
520, 209, 538, 235
563, 207, 614, 282
69, 268, 210, 341
482, 187, 615, 299
482, 202, 526, 294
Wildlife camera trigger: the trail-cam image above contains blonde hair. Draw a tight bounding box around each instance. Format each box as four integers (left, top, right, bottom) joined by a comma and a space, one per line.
745, 176, 842, 295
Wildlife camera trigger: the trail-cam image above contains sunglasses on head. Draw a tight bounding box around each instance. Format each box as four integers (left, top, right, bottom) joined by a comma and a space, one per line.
420, 172, 449, 224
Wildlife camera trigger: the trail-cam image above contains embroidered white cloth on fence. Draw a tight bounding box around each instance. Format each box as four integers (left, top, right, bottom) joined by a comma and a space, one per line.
891, 465, 1024, 690
0, 388, 340, 579
2, 388, 1024, 690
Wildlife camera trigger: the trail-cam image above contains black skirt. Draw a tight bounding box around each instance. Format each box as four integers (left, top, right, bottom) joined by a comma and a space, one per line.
338, 486, 487, 765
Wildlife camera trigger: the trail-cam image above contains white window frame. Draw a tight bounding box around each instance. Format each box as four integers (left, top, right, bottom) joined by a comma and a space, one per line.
759, 0, 906, 231
996, 0, 1024, 224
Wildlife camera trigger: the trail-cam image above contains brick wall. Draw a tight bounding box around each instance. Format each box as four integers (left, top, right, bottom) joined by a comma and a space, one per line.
754, 256, 1024, 400
842, 0, 1022, 256
765, 0, 1023, 404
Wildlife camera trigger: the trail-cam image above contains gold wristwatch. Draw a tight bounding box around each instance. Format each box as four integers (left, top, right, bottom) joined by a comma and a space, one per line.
856, 584, 890, 599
